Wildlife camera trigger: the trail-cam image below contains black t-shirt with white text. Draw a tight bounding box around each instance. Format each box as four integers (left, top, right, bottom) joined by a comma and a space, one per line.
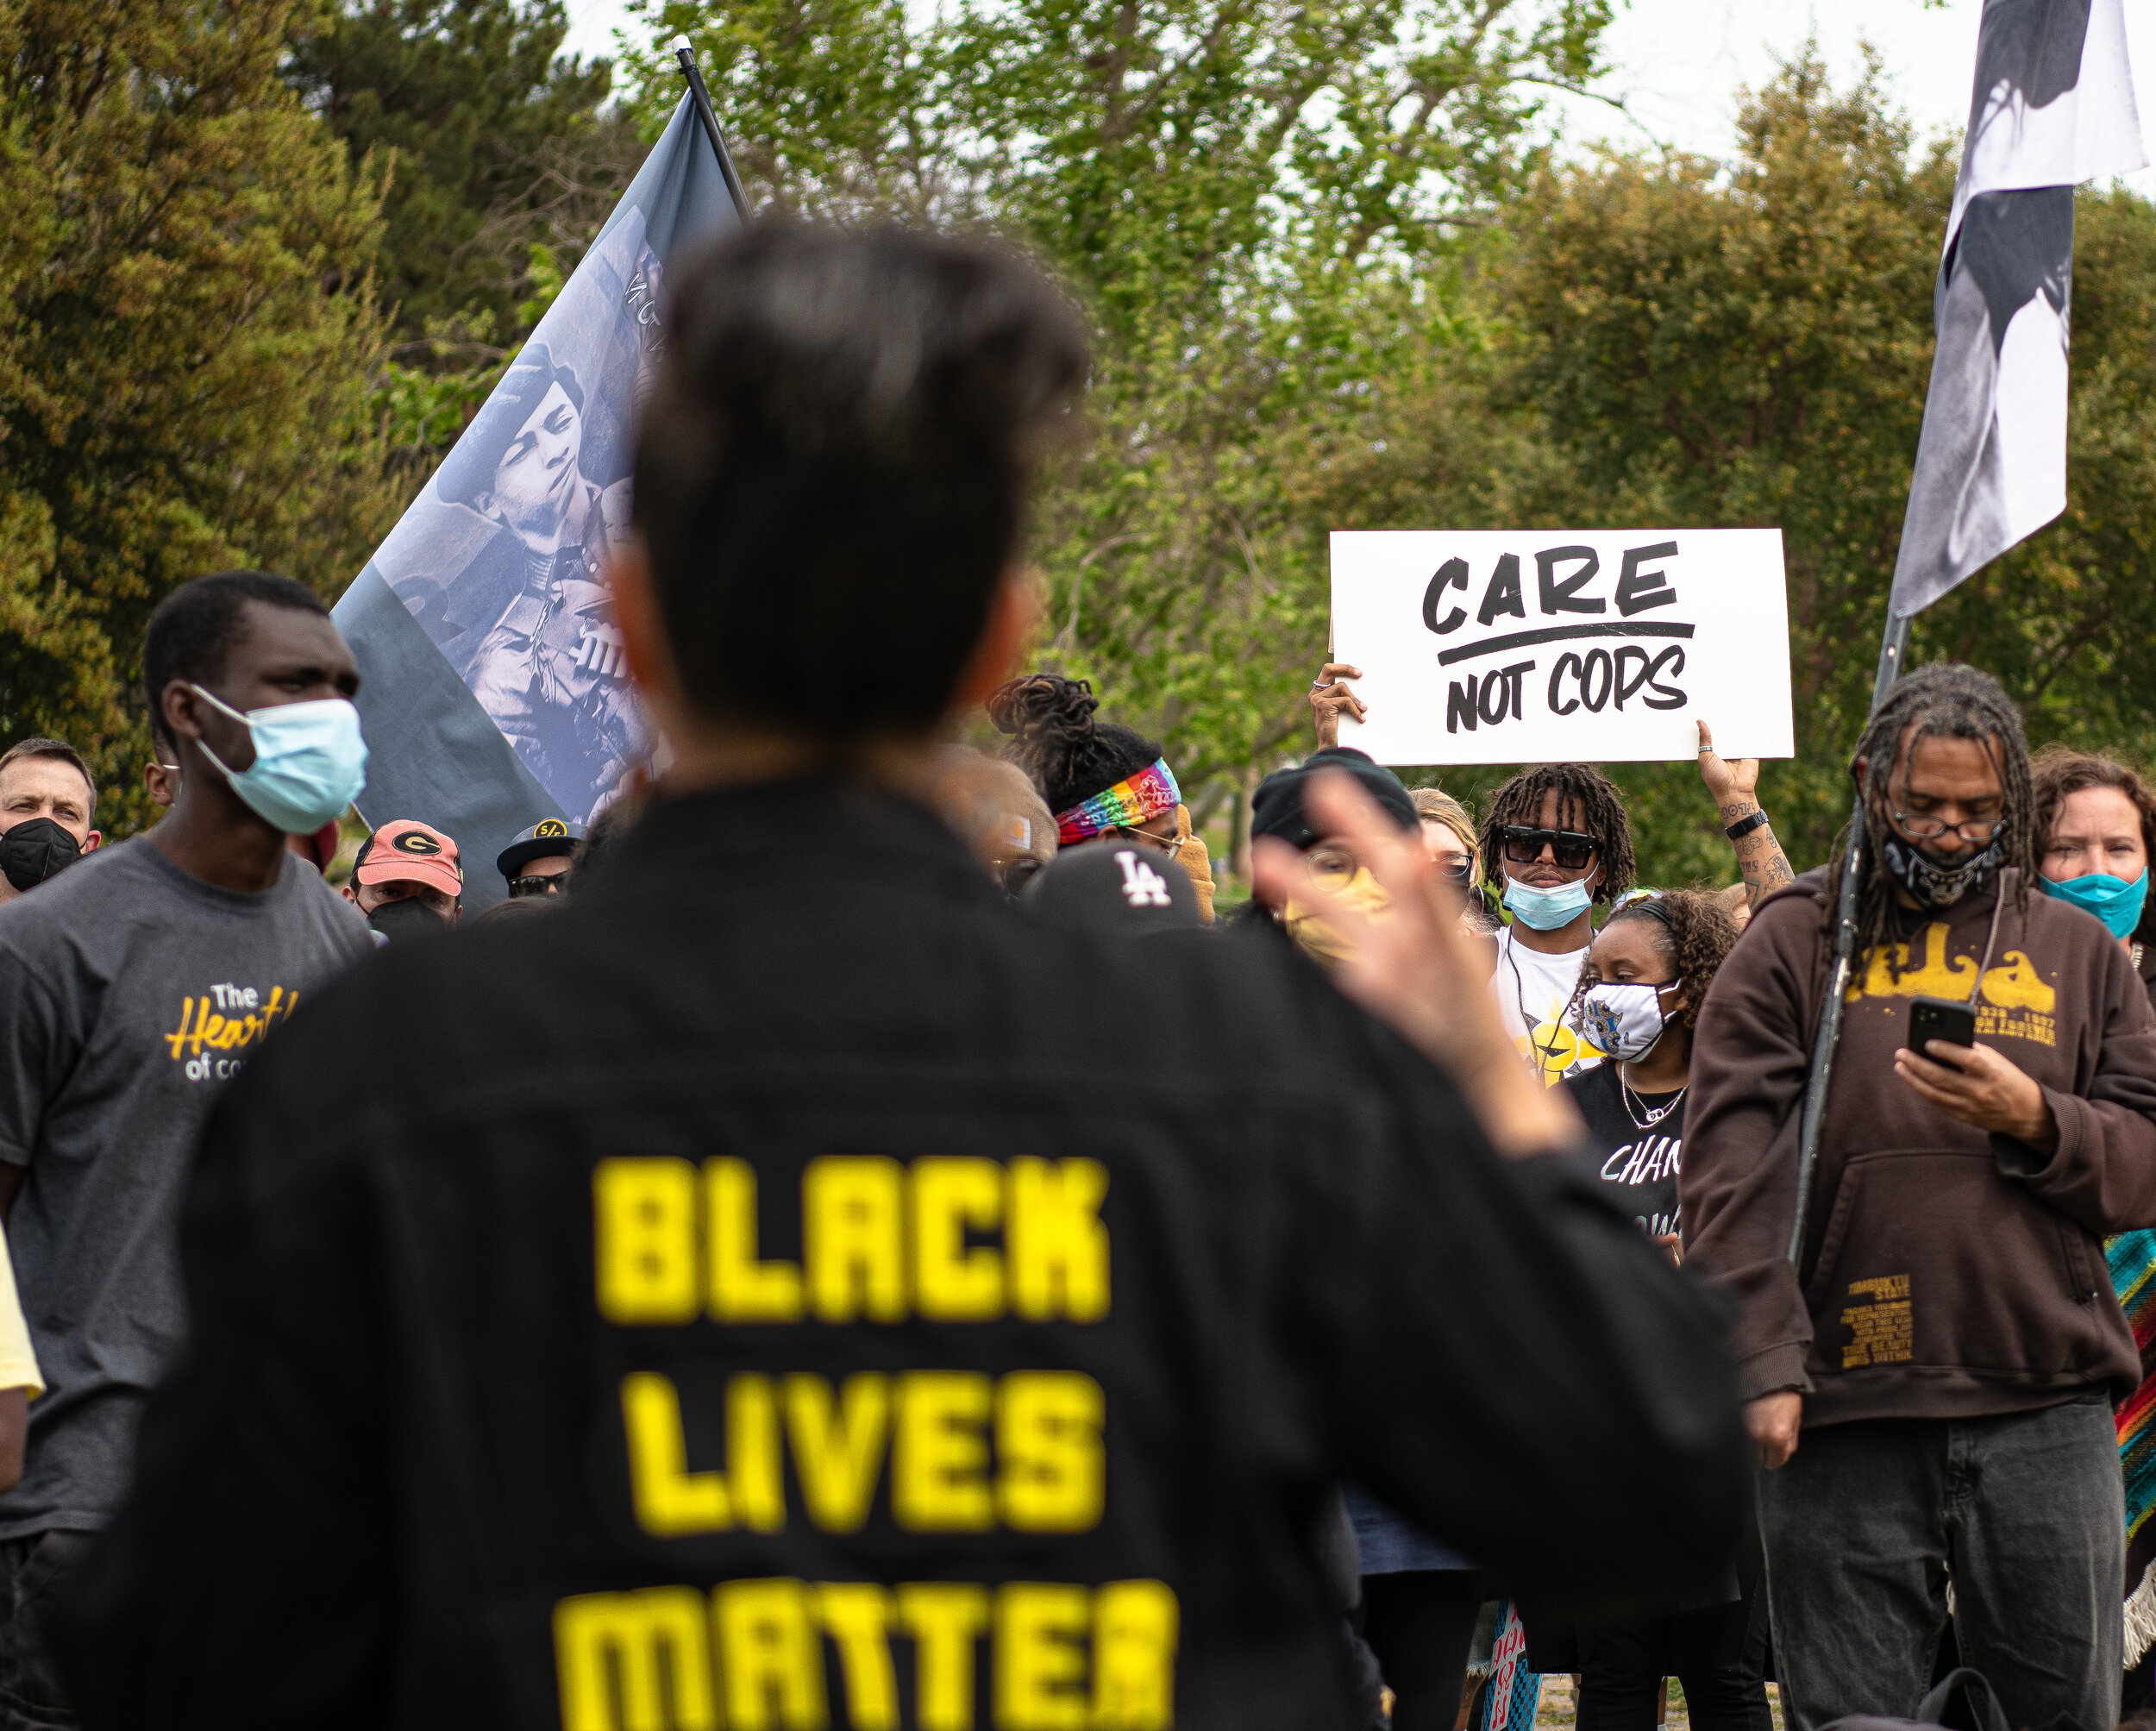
1564, 1063, 1685, 1239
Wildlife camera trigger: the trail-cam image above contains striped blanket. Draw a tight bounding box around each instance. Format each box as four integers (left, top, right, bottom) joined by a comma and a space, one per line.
2110, 1229, 2156, 1666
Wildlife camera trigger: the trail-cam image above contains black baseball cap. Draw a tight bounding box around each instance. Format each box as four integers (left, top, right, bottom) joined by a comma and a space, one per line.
1250, 747, 1418, 850
497, 818, 586, 881
1020, 839, 1204, 935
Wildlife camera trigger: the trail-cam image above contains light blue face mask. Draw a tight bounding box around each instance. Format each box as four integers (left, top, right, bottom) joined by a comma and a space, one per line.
2039, 869, 2149, 941
190, 686, 369, 836
1503, 874, 1594, 931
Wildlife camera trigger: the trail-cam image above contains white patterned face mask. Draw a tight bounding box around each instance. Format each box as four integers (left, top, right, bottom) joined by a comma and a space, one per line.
1579, 979, 1683, 1061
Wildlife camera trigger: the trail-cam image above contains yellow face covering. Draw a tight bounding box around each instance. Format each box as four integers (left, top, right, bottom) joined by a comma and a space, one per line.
1175, 805, 1215, 925
1283, 867, 1392, 966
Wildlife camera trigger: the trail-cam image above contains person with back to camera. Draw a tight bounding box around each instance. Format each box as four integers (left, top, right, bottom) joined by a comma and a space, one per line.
1557, 889, 1769, 1731
1683, 663, 2156, 1731
993, 674, 1218, 922
51, 223, 1745, 1731
2028, 749, 2156, 1699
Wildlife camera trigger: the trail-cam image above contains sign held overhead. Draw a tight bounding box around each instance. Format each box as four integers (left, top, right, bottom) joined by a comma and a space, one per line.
1328, 529, 1795, 765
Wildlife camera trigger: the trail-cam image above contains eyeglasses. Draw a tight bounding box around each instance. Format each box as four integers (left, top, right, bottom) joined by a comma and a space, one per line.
1890, 808, 2007, 844
1432, 853, 1475, 886
507, 875, 564, 899
1308, 842, 1359, 885
1104, 826, 1184, 858
1500, 826, 1599, 871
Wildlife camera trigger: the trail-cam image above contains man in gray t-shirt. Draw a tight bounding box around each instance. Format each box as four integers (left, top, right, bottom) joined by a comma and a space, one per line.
0, 572, 373, 1731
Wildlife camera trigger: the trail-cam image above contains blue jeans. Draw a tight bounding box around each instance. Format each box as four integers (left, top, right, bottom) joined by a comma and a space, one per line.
1757, 1398, 2123, 1731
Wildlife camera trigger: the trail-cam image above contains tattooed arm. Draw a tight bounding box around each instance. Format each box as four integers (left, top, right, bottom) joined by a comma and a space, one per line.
1698, 720, 1795, 910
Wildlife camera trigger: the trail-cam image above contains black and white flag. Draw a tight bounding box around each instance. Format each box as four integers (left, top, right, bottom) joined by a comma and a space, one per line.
1890, 0, 2144, 618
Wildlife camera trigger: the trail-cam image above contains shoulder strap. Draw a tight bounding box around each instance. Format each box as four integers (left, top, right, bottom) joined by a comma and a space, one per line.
1916, 1667, 2010, 1731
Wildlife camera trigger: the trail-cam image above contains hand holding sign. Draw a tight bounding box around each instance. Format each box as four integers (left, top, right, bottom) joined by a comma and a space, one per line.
1330, 530, 1794, 766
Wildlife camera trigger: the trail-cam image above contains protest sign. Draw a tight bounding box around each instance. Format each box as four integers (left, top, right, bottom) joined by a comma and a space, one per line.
1329, 529, 1794, 765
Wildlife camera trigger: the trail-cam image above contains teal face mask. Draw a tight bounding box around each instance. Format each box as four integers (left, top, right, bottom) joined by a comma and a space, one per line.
1502, 874, 1594, 931
190, 686, 369, 836
2039, 868, 2149, 940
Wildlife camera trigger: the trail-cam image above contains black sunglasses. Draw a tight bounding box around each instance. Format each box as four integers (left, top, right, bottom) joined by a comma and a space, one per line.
507, 874, 564, 899
1499, 826, 1598, 872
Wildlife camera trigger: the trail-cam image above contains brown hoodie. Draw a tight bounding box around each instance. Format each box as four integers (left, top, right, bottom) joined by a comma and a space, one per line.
1683, 865, 2156, 1427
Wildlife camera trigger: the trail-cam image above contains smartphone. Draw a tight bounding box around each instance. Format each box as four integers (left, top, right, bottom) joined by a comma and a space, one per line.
1908, 995, 1977, 1069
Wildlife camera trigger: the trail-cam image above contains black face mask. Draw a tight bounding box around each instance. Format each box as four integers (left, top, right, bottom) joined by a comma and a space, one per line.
0, 818, 82, 894
366, 896, 446, 941
1878, 830, 2003, 910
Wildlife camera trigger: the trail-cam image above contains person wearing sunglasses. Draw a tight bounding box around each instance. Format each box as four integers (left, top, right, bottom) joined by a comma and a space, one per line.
495, 817, 586, 901
990, 671, 1218, 920
1476, 764, 1639, 1086
1683, 663, 2156, 1731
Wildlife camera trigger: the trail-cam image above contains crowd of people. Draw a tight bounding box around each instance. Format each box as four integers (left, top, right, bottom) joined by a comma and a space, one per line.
0, 221, 2140, 1731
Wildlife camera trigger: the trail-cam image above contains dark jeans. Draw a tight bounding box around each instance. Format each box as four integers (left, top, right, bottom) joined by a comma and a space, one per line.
1757, 1399, 2123, 1731
1359, 1569, 1488, 1731
0, 1531, 88, 1731
1576, 1588, 1772, 1731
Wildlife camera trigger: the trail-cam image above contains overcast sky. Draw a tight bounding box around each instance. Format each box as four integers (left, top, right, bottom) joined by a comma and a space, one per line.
557, 0, 2156, 194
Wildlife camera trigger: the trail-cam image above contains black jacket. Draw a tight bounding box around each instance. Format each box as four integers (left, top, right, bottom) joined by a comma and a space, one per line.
53, 779, 1745, 1730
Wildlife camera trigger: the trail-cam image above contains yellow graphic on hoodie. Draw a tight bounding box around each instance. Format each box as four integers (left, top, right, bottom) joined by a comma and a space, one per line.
1845, 925, 2057, 1048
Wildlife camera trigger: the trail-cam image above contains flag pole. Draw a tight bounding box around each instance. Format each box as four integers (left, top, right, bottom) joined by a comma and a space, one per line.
673, 36, 751, 223
1784, 611, 1911, 1262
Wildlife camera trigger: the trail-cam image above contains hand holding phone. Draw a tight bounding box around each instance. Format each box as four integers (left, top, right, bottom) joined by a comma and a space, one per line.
1908, 995, 1977, 1071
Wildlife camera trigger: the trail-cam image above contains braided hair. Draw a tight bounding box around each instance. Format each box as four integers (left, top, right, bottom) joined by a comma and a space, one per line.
1834, 662, 2034, 967
989, 674, 1165, 816
1564, 889, 1741, 1047
1478, 763, 1636, 904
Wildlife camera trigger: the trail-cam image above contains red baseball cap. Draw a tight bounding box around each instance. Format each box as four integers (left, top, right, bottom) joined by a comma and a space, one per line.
353, 819, 463, 900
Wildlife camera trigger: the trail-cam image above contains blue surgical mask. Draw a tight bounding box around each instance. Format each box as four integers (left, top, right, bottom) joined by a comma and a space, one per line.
1503, 875, 1594, 931
2040, 869, 2149, 940
190, 686, 368, 836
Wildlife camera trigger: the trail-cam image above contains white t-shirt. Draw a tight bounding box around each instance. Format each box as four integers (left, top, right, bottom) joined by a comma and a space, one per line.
1489, 927, 1601, 1087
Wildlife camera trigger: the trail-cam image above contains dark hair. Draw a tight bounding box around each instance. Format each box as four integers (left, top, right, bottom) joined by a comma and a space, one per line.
1568, 889, 1741, 1046
1478, 763, 1635, 904
632, 223, 1087, 742
434, 342, 586, 513
990, 674, 1163, 816
2029, 745, 2156, 943
142, 572, 329, 752
0, 738, 95, 819
1835, 662, 2034, 965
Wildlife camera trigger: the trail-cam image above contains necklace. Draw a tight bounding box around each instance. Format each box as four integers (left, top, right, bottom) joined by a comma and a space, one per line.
1505, 935, 1568, 1074
1619, 1064, 1684, 1132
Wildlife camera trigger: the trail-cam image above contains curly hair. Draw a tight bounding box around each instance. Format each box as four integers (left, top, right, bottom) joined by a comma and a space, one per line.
1478, 763, 1635, 905
1564, 888, 1740, 1045
989, 673, 1166, 816
1833, 662, 2034, 967
2030, 744, 2156, 944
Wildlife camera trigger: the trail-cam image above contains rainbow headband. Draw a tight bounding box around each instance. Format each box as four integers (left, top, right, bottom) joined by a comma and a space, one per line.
1056, 758, 1181, 845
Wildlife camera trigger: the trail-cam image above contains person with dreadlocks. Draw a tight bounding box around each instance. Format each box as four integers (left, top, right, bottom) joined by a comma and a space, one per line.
1682, 662, 2156, 1731
1478, 762, 1636, 1085
991, 672, 1217, 921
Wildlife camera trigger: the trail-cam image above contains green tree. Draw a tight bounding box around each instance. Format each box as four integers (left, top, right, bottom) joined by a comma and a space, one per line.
0, 0, 398, 833
621, 0, 1620, 856
1379, 53, 2156, 884
286, 0, 622, 350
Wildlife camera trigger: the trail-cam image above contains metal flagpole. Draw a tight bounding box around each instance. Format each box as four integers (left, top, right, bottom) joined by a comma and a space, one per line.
673, 35, 751, 223
1783, 611, 1911, 1262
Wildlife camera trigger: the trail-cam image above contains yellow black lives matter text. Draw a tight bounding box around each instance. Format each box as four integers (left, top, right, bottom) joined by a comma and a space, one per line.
555, 1576, 1177, 1731
593, 1156, 1111, 1326
561, 1157, 1170, 1729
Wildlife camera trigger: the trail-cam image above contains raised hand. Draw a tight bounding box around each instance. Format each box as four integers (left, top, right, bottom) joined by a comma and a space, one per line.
1252, 769, 1581, 1158
1309, 663, 1367, 749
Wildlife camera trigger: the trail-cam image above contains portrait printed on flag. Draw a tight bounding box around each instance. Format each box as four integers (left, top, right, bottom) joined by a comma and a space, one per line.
373, 212, 664, 822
